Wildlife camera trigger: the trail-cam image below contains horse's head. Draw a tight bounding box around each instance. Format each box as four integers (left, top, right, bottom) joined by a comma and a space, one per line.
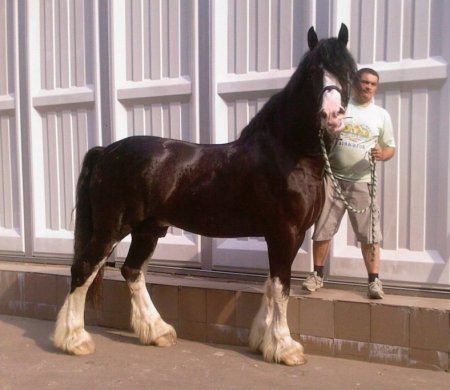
239, 24, 357, 150
306, 24, 357, 135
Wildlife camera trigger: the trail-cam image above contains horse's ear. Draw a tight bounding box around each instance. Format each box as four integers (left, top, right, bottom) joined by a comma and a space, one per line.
338, 23, 349, 46
307, 26, 319, 50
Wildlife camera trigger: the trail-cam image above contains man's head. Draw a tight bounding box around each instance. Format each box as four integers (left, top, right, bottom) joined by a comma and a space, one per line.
352, 68, 379, 104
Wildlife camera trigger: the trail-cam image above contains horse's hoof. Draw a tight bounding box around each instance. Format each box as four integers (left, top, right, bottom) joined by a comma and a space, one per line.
61, 332, 96, 356
278, 339, 306, 366
62, 329, 96, 356
154, 326, 177, 347
262, 336, 306, 366
69, 338, 96, 356
280, 351, 307, 366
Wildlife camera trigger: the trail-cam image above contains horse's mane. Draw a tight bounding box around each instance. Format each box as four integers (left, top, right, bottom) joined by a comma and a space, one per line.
238, 36, 357, 143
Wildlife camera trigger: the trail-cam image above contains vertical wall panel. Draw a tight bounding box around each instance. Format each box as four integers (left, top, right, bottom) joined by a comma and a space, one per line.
380, 91, 400, 250
386, 0, 403, 62
409, 90, 427, 251
279, 0, 293, 70
0, 0, 9, 94
402, 0, 414, 59
269, 0, 279, 69
57, 0, 70, 88
0, 114, 22, 249
131, 0, 143, 81
149, 0, 162, 79
0, 0, 23, 254
124, 0, 188, 81
74, 0, 87, 86
212, 0, 318, 274
398, 92, 411, 250
112, 0, 200, 265
413, 0, 430, 59
235, 0, 248, 74
0, 116, 14, 229
256, 0, 270, 72
227, 0, 301, 74
168, 0, 180, 78
28, 0, 101, 256
358, 0, 377, 64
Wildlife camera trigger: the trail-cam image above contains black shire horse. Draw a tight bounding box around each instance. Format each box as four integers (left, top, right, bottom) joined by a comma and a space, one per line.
54, 24, 356, 366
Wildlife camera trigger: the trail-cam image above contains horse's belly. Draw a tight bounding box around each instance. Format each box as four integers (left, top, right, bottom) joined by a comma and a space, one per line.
164, 208, 265, 238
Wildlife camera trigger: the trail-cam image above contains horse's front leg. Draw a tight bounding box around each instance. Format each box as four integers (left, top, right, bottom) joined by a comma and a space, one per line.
249, 278, 273, 352
249, 234, 306, 366
262, 277, 305, 366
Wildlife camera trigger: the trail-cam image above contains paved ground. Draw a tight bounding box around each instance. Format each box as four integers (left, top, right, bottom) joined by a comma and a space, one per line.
0, 315, 448, 389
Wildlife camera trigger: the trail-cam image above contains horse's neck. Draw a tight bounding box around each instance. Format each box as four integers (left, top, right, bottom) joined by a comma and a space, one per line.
237, 88, 322, 157
280, 98, 322, 156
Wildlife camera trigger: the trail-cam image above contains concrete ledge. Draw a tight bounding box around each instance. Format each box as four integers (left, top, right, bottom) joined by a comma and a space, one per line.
0, 262, 449, 371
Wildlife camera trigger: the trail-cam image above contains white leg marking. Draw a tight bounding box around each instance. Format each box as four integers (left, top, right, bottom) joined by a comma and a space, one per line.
260, 278, 306, 366
128, 271, 177, 347
54, 260, 105, 355
249, 278, 273, 352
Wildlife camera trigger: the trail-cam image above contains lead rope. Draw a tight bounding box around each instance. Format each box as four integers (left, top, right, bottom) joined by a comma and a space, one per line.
319, 129, 377, 262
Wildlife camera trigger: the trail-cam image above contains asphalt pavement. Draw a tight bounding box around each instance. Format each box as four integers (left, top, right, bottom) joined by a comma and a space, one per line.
0, 314, 448, 389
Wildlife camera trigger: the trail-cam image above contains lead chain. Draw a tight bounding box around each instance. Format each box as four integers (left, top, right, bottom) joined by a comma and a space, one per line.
319, 130, 377, 260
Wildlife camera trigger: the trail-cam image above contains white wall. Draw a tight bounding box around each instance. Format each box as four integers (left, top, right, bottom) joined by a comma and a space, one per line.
0, 0, 448, 288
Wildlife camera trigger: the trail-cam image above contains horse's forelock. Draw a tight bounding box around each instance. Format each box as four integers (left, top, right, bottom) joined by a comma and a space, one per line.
320, 39, 356, 76
315, 38, 356, 104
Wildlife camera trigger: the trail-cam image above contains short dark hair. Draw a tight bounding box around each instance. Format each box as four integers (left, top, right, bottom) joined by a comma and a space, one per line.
356, 68, 379, 81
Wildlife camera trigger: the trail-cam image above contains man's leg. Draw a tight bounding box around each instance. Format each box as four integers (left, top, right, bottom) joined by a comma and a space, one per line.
305, 175, 346, 292
302, 240, 331, 291
313, 239, 332, 273
361, 242, 380, 274
346, 181, 384, 299
362, 242, 384, 299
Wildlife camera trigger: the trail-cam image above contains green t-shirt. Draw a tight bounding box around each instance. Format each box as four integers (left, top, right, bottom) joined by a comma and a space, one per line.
329, 98, 396, 182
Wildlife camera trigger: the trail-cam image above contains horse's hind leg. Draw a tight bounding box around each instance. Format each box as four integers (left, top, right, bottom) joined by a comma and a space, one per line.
121, 221, 177, 347
54, 237, 115, 355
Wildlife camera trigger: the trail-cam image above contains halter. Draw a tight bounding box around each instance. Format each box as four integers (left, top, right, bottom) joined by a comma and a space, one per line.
318, 85, 346, 107
318, 71, 352, 109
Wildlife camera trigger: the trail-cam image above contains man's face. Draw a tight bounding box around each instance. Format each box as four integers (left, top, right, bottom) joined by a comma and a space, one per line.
353, 72, 379, 104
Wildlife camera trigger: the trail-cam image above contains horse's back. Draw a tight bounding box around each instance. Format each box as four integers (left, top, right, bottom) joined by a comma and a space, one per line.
87, 136, 250, 232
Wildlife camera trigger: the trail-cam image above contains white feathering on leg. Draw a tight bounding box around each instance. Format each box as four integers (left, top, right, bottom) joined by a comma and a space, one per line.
260, 277, 306, 366
53, 260, 105, 355
128, 271, 177, 347
249, 278, 273, 352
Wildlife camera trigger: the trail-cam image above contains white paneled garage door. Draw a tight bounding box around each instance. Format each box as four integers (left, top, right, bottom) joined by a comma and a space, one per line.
0, 0, 449, 289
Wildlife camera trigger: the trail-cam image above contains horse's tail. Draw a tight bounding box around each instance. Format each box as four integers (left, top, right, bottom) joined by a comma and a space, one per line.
73, 146, 105, 306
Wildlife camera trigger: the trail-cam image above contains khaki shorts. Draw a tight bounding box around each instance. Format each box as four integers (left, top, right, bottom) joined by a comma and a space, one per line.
312, 175, 381, 244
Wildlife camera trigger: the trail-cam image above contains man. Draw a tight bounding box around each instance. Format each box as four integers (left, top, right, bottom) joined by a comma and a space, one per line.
303, 68, 396, 299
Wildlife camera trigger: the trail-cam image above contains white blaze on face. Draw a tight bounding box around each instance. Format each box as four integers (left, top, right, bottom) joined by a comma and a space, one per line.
320, 71, 345, 134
